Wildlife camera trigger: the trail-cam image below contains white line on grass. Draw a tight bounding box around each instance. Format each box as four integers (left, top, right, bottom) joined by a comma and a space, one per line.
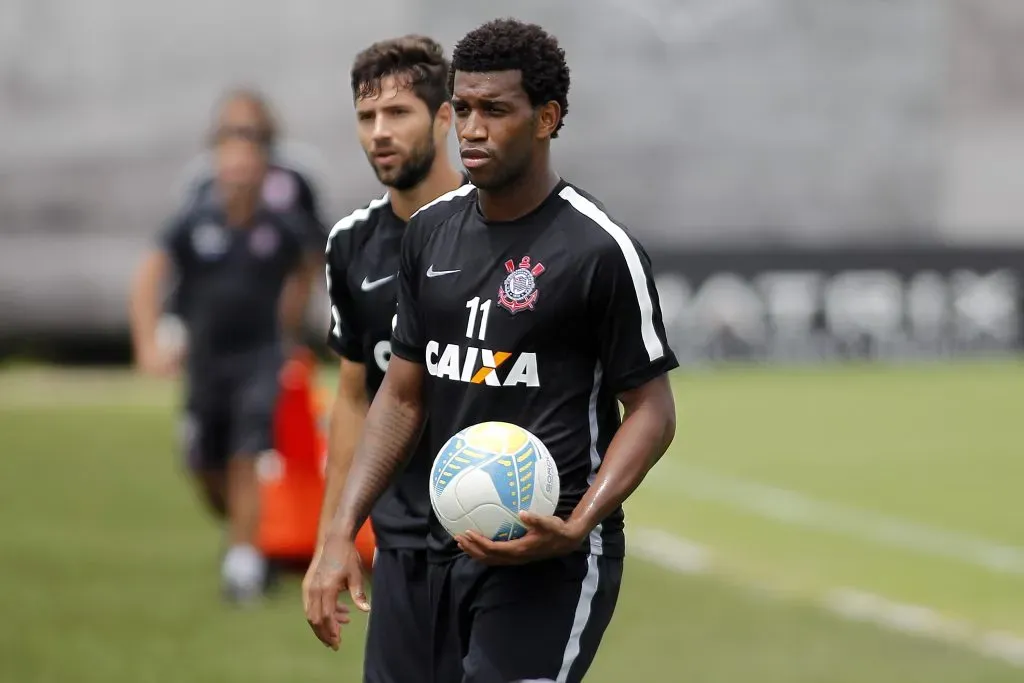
651, 461, 1024, 576
630, 528, 1024, 669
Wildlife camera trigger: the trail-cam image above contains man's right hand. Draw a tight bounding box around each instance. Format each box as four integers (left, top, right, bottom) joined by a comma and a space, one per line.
304, 531, 369, 650
301, 546, 322, 610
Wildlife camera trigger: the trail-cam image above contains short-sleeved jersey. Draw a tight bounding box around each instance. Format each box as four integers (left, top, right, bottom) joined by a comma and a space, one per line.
160, 202, 313, 362
324, 192, 447, 550
392, 180, 679, 559
325, 194, 402, 394
185, 165, 327, 251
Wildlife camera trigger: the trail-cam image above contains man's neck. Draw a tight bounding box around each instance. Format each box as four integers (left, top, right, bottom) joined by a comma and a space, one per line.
478, 167, 560, 223
390, 164, 465, 222
223, 194, 258, 229
220, 185, 261, 228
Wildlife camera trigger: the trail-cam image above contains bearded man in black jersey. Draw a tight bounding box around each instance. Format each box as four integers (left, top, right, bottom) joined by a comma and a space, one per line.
302, 35, 465, 683
307, 19, 678, 683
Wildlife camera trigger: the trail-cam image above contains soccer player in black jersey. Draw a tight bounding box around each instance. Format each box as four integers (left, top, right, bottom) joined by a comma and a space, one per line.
180, 89, 327, 250
131, 118, 321, 603
302, 36, 466, 682
306, 19, 679, 683
167, 90, 327, 328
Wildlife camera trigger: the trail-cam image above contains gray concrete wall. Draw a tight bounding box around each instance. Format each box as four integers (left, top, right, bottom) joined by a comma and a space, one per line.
0, 0, 966, 245
1, 0, 1021, 338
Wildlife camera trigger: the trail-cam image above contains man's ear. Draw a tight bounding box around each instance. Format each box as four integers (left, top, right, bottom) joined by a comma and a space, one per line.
434, 101, 453, 135
535, 101, 561, 139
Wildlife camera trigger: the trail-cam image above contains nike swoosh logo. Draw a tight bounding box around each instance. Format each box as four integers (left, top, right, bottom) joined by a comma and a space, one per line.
360, 274, 396, 291
426, 265, 460, 278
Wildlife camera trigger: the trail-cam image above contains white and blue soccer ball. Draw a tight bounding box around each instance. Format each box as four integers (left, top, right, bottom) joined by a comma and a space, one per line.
430, 421, 560, 542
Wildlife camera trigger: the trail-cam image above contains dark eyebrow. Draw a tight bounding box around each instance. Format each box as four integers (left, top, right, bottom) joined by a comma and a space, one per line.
452, 95, 511, 105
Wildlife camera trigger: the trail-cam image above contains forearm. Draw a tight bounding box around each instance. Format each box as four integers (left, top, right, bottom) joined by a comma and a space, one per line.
130, 293, 160, 355
316, 393, 368, 548
327, 388, 424, 541
568, 403, 675, 536
129, 253, 166, 356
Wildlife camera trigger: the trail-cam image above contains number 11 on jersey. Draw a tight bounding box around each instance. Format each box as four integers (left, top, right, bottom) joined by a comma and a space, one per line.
424, 295, 539, 388
465, 296, 492, 340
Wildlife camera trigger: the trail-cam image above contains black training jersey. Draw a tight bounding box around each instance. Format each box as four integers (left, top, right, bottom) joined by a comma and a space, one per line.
184, 164, 328, 250
392, 180, 678, 560
324, 194, 436, 550
166, 167, 325, 322
326, 194, 403, 395
160, 203, 315, 362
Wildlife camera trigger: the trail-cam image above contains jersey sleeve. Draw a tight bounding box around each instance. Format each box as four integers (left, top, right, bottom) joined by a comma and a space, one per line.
588, 237, 678, 394
277, 212, 318, 270
325, 233, 366, 362
157, 214, 191, 270
279, 172, 326, 253
293, 173, 328, 245
302, 219, 328, 253
390, 218, 427, 363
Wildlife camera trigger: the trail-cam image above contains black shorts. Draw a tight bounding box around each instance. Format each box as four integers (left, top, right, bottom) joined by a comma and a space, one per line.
364, 548, 432, 683
429, 553, 623, 683
179, 346, 283, 471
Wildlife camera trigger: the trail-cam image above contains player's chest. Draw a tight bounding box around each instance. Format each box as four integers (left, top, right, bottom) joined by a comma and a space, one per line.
417, 229, 585, 353
347, 231, 403, 333
189, 223, 290, 277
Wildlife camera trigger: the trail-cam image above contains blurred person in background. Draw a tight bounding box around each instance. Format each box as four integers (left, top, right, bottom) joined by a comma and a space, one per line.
129, 95, 322, 603
179, 89, 328, 253
168, 90, 328, 336
302, 35, 466, 680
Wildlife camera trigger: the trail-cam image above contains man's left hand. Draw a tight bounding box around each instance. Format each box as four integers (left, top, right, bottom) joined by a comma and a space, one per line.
455, 511, 587, 566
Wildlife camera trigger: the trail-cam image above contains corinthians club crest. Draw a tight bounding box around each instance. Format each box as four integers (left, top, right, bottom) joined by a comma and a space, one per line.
498, 255, 545, 314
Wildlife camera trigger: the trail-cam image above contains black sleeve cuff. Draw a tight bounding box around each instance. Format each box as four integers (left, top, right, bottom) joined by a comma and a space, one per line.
326, 333, 364, 362
390, 338, 424, 364
606, 352, 679, 395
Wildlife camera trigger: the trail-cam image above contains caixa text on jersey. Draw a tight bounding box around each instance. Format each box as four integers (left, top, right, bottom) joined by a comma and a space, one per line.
425, 341, 540, 387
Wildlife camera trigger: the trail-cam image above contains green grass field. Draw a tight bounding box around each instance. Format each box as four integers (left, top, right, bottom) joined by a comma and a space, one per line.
1, 361, 1022, 682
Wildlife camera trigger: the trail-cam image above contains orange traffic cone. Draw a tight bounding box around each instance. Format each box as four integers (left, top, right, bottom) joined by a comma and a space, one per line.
256, 348, 324, 563
257, 348, 377, 571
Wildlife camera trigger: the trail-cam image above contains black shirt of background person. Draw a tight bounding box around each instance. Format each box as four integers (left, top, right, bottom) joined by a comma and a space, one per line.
159, 202, 315, 365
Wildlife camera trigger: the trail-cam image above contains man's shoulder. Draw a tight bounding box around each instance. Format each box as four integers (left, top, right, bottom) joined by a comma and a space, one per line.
409, 184, 476, 231
263, 208, 312, 241
326, 193, 391, 254
185, 176, 216, 205
263, 165, 318, 213
553, 182, 640, 260
269, 161, 315, 188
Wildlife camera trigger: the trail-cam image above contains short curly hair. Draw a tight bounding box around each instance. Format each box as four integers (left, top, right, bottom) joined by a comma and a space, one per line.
351, 35, 450, 114
450, 18, 571, 138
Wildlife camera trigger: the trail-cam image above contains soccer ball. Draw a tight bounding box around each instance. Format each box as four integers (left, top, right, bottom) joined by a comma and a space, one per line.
430, 421, 560, 541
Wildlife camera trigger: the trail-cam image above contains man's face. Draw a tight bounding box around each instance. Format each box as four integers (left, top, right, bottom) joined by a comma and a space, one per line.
452, 70, 537, 191
214, 136, 268, 194
355, 75, 437, 191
